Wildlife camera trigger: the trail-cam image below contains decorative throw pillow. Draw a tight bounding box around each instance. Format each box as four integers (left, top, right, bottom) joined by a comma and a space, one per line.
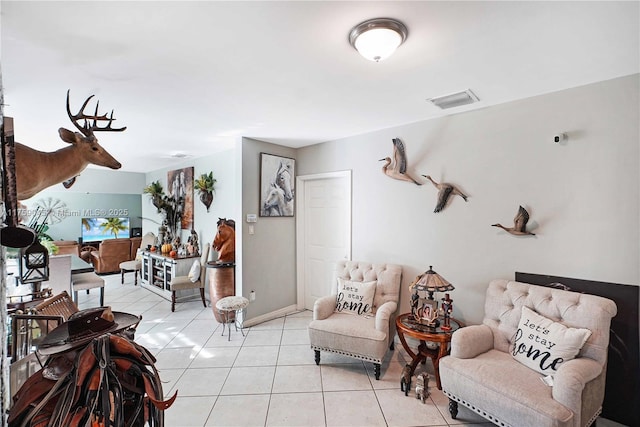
188, 259, 200, 283
512, 306, 592, 376
335, 278, 376, 316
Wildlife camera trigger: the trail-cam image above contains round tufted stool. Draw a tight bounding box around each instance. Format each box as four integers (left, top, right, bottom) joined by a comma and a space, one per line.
215, 296, 249, 341
119, 260, 141, 286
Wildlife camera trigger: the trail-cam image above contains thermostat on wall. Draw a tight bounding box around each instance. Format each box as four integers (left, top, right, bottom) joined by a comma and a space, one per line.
246, 214, 257, 223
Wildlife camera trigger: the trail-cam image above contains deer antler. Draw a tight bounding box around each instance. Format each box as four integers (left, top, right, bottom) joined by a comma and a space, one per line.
66, 89, 127, 136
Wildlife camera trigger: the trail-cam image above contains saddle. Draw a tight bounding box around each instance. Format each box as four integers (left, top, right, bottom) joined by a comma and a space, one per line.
8, 333, 177, 427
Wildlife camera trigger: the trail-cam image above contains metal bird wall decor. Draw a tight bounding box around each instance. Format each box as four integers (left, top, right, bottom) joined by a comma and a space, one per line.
492, 205, 536, 236
379, 138, 421, 185
422, 175, 468, 213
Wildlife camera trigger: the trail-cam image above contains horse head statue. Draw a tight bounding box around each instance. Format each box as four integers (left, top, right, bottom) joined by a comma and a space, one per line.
213, 217, 235, 263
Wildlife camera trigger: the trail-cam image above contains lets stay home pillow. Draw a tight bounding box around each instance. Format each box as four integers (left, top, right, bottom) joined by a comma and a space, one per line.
512, 306, 592, 376
335, 278, 376, 316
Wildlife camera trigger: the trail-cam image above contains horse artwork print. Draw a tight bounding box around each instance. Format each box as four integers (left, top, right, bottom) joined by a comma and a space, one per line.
260, 153, 295, 217
167, 166, 194, 230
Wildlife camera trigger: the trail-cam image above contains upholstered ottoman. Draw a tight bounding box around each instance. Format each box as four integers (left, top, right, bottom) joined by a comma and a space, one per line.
215, 296, 249, 341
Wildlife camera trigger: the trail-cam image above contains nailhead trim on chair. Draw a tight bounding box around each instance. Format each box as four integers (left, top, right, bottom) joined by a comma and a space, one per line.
584, 409, 602, 427
443, 390, 511, 427
310, 345, 382, 364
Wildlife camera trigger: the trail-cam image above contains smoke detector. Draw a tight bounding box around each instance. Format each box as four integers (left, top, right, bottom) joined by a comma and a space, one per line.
427, 89, 479, 109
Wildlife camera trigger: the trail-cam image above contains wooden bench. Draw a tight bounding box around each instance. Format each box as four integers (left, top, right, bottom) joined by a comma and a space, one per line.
9, 291, 78, 362
34, 291, 79, 326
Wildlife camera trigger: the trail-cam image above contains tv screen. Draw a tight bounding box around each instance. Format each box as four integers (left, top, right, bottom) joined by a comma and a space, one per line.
81, 217, 130, 243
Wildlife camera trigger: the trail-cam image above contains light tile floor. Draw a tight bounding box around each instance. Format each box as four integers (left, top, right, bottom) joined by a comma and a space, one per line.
74, 273, 498, 427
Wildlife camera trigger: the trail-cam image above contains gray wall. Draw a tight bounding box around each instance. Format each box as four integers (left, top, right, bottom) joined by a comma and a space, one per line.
240, 138, 297, 319
297, 74, 639, 325
22, 75, 638, 329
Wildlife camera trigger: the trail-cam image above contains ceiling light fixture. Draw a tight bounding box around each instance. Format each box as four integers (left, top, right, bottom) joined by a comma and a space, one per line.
349, 18, 408, 62
170, 152, 190, 159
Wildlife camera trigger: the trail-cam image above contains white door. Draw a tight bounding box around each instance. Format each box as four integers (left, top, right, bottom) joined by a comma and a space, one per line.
296, 171, 351, 310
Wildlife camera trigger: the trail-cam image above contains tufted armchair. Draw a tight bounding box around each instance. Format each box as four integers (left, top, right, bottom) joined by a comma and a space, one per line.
169, 243, 210, 312
307, 260, 402, 379
440, 279, 617, 427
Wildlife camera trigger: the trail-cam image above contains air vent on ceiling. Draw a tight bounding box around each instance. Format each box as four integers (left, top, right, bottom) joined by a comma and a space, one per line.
427, 89, 479, 109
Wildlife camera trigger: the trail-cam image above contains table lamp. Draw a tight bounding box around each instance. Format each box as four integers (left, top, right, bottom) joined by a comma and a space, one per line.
409, 266, 455, 327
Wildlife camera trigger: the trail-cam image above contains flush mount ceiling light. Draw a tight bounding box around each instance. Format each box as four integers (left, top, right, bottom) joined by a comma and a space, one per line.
170, 152, 190, 159
427, 89, 480, 109
349, 18, 408, 62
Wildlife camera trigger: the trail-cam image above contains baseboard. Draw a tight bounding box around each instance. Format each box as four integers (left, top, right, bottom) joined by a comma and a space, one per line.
243, 304, 298, 327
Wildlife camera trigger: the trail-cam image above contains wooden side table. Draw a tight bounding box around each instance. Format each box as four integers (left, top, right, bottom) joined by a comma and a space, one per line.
395, 313, 464, 390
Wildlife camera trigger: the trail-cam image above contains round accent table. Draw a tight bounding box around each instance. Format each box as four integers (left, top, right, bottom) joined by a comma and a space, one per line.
215, 296, 249, 341
395, 313, 464, 391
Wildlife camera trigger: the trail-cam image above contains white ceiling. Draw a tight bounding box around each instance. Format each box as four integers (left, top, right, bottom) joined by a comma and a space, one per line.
2, 1, 638, 173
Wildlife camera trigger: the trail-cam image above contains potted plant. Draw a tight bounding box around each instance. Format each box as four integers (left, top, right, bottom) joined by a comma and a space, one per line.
194, 171, 216, 212
143, 181, 165, 212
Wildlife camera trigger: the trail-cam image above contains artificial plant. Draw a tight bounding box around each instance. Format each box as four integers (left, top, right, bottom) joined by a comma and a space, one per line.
194, 171, 216, 212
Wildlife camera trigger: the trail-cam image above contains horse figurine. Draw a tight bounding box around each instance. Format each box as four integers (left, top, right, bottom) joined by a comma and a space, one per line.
400, 364, 412, 396
415, 372, 430, 403
262, 183, 293, 216
213, 217, 235, 263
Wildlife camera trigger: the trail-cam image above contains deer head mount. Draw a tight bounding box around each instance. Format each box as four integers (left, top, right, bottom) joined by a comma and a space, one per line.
15, 90, 126, 200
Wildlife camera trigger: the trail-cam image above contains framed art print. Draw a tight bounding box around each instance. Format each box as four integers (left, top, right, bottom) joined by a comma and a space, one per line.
167, 166, 194, 229
260, 153, 295, 217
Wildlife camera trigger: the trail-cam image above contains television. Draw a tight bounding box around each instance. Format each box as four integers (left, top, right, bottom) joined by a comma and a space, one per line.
81, 217, 130, 243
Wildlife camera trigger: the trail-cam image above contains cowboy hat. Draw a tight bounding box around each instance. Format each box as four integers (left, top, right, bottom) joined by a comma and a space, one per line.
38, 306, 141, 355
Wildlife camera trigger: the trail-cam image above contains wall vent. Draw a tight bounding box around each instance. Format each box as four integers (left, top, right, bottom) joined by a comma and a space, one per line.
427, 89, 479, 109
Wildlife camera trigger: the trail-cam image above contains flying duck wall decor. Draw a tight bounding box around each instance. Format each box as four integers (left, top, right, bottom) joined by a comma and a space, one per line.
492, 205, 536, 236
421, 175, 468, 213
379, 138, 421, 185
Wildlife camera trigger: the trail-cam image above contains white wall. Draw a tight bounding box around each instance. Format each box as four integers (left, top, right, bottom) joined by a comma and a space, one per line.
36, 168, 147, 195
19, 168, 146, 241
142, 148, 238, 301
143, 149, 238, 254
297, 74, 639, 325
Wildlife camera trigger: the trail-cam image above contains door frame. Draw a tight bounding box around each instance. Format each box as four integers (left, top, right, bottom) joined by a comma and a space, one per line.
296, 170, 352, 310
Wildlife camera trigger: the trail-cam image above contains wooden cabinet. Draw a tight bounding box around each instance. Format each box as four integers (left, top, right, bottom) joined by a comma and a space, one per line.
140, 251, 197, 299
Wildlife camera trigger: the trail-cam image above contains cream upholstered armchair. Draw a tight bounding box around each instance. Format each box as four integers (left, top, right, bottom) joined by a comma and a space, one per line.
308, 260, 402, 379
440, 279, 617, 427
169, 243, 210, 312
